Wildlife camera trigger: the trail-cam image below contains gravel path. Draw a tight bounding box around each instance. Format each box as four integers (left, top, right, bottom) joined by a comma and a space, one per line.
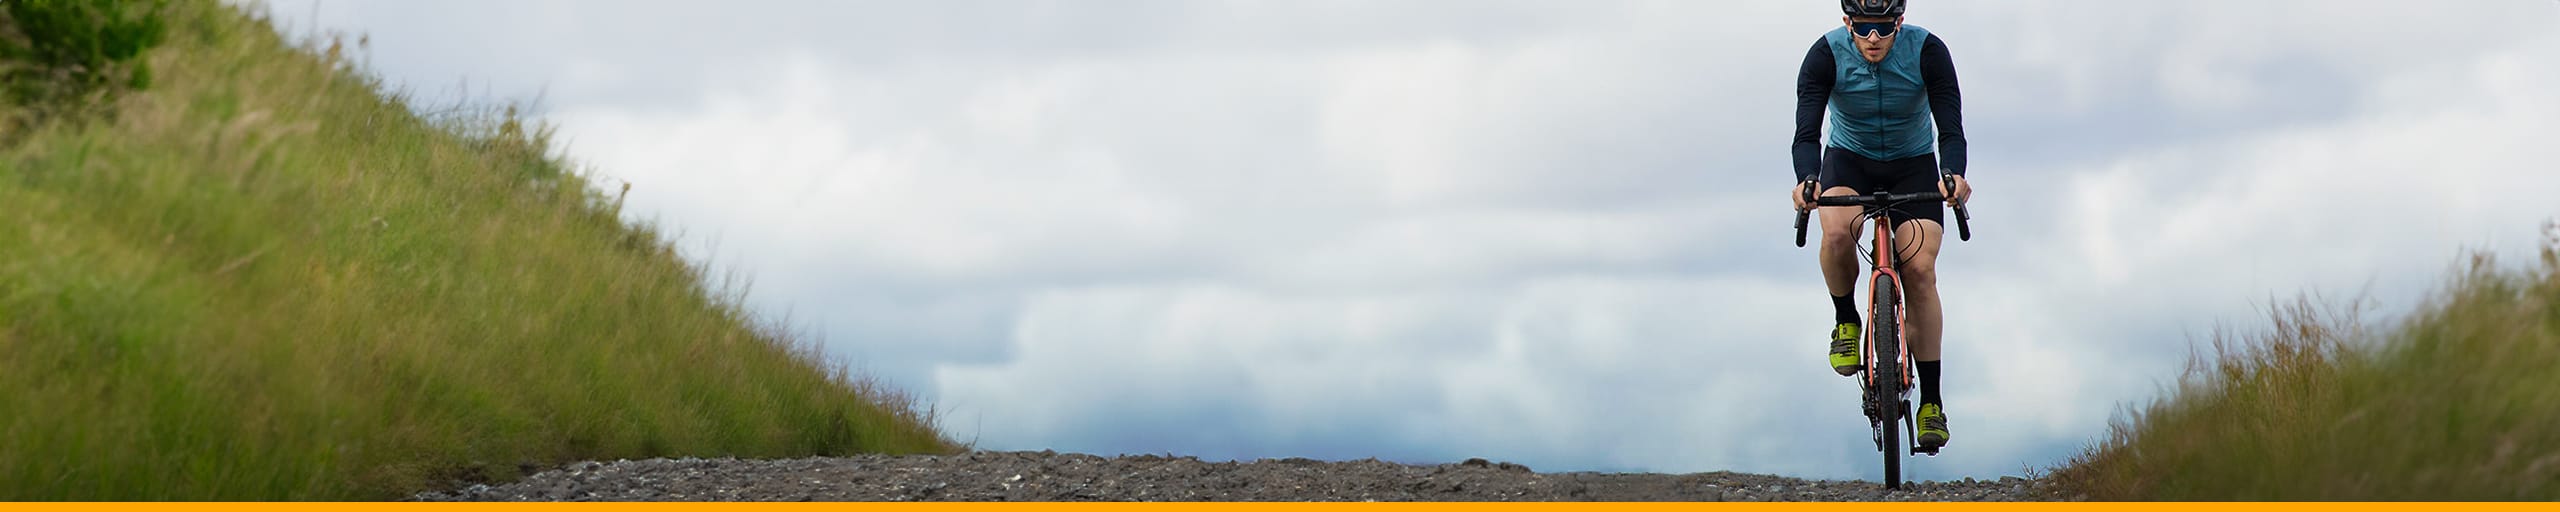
414, 451, 2074, 502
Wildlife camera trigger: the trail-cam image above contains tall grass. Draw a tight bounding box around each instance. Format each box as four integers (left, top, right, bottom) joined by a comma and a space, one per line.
0, 1, 949, 500
2049, 225, 2560, 500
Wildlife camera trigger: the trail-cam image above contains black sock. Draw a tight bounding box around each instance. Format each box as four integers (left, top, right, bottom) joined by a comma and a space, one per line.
1830, 294, 1858, 325
1918, 360, 1943, 407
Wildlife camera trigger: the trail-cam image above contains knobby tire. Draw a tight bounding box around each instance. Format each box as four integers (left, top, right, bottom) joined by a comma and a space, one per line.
1871, 276, 1903, 490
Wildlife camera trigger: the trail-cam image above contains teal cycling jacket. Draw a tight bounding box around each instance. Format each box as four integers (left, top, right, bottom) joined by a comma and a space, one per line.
1792, 24, 1966, 182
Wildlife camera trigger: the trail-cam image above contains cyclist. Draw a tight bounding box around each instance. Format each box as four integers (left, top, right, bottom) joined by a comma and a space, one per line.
1788, 0, 1972, 451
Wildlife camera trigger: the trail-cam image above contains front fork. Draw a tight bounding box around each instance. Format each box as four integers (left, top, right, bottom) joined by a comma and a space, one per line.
1864, 216, 1925, 455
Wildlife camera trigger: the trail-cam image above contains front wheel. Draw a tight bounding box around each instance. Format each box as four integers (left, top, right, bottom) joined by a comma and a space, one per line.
1870, 277, 1903, 490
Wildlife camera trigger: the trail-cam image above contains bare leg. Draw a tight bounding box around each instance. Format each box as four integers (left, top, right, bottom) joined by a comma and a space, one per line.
1817, 186, 1864, 299
1893, 219, 1947, 361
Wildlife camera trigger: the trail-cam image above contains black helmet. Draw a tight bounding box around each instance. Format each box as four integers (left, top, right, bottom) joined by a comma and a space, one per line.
1842, 0, 1906, 17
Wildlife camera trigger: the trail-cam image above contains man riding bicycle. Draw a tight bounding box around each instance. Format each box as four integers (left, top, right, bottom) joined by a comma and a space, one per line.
1789, 0, 1972, 452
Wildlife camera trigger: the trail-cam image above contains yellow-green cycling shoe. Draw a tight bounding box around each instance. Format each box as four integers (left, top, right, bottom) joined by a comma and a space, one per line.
1828, 323, 1861, 376
1917, 403, 1950, 449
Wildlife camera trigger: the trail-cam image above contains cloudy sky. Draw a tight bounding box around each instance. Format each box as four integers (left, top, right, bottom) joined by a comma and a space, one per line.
262, 0, 2560, 481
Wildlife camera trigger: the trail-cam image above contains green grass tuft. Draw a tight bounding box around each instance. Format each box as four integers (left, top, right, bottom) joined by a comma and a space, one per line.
0, 1, 951, 500
2049, 223, 2560, 500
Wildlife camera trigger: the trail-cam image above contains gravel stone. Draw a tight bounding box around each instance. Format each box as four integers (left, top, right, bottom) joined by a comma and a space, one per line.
411, 451, 2074, 502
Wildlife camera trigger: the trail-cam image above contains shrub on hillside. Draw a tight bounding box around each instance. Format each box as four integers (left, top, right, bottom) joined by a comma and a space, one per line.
0, 0, 168, 137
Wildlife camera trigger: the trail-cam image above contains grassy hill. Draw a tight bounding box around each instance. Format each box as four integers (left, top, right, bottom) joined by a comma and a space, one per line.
2049, 230, 2560, 500
0, 1, 949, 500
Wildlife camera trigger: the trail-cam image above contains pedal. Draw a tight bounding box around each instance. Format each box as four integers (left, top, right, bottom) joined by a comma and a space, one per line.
1912, 445, 1940, 457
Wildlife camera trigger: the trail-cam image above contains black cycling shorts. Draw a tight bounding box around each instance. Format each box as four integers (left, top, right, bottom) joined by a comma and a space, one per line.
1818, 146, 1945, 229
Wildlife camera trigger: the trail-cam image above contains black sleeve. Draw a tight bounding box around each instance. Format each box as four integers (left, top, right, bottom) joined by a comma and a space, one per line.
1793, 38, 1833, 183
1920, 34, 1966, 177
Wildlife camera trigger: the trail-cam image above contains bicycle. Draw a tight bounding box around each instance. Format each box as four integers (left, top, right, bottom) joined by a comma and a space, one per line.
1791, 175, 1972, 490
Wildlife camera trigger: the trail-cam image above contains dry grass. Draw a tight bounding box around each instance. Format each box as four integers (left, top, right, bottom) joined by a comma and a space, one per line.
0, 1, 950, 500
2048, 223, 2560, 500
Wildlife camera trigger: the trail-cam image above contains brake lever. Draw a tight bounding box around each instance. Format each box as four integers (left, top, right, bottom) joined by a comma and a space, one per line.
1941, 175, 1972, 242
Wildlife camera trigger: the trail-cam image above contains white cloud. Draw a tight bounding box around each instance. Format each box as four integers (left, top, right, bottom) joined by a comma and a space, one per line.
1937, 24, 2560, 477
266, 0, 2560, 481
935, 275, 1869, 475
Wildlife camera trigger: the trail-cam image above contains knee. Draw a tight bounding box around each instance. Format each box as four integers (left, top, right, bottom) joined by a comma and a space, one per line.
1820, 229, 1858, 252
1899, 261, 1938, 287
